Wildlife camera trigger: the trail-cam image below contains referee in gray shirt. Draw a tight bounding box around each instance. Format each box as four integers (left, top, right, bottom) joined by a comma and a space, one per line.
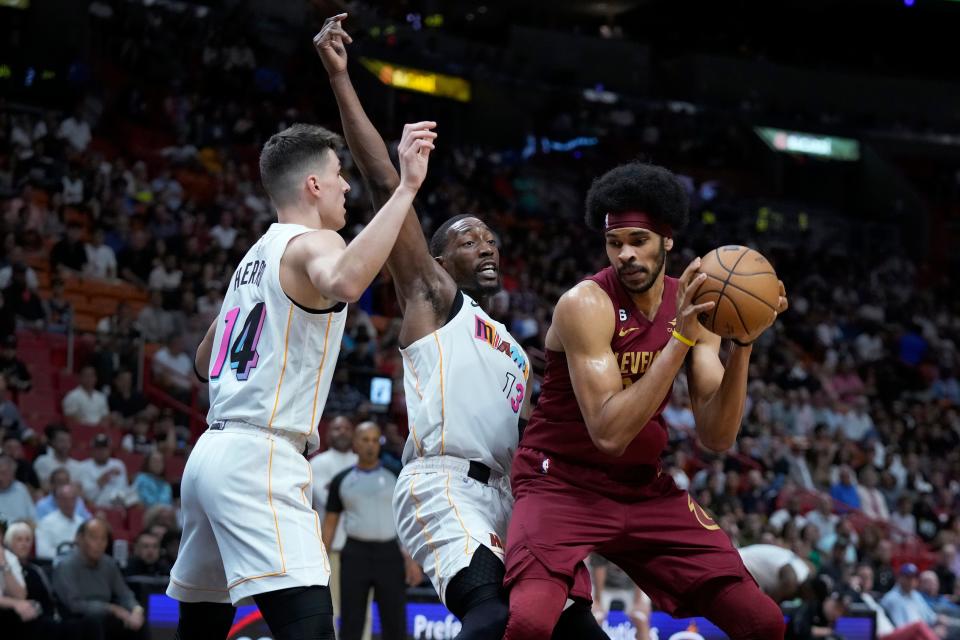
323, 422, 422, 640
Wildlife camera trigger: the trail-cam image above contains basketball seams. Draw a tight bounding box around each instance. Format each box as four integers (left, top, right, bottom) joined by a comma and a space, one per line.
701, 272, 778, 312
714, 246, 775, 276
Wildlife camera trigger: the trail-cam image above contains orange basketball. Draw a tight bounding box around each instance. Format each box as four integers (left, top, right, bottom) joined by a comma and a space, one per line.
691, 246, 780, 340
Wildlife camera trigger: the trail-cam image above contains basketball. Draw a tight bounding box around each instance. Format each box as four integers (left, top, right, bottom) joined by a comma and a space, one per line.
692, 246, 780, 340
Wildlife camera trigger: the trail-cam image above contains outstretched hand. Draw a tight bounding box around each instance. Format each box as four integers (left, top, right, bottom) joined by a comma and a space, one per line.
398, 121, 437, 191
314, 13, 352, 77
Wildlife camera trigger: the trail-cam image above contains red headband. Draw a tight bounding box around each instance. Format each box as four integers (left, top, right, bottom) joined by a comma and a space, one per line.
604, 211, 673, 239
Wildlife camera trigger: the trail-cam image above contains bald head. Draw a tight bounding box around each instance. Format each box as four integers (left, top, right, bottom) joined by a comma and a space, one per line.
919, 570, 939, 596
354, 421, 381, 467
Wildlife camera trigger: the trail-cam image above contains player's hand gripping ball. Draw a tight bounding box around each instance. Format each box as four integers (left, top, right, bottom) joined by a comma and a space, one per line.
691, 246, 787, 342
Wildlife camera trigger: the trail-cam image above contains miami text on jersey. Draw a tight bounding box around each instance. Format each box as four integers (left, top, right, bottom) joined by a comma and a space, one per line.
474, 316, 530, 379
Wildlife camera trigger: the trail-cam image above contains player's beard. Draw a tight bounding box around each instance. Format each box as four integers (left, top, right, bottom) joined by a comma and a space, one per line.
618, 238, 666, 294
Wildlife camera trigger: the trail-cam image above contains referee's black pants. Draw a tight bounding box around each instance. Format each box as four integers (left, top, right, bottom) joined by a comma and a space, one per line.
340, 537, 407, 640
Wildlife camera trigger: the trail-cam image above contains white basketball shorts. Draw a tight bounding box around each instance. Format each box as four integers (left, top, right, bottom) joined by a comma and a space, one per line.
393, 456, 513, 604
167, 421, 330, 606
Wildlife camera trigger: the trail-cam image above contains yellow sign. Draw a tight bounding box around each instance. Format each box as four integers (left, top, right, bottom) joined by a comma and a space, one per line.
360, 57, 470, 103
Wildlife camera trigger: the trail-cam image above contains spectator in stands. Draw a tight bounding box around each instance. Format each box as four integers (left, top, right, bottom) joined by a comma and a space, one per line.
120, 418, 156, 455
50, 224, 88, 274
124, 531, 169, 577
132, 451, 172, 508
4, 520, 100, 639
61, 366, 109, 426
56, 107, 92, 154
892, 495, 919, 542
0, 454, 35, 525
33, 425, 85, 490
43, 277, 73, 333
880, 564, 945, 638
208, 211, 237, 249
830, 465, 862, 512
160, 528, 181, 570
769, 495, 808, 534
590, 556, 651, 639
0, 520, 35, 630
2, 436, 39, 492
36, 468, 91, 521
0, 336, 31, 394
858, 466, 891, 522
84, 227, 117, 280
0, 247, 38, 291
117, 229, 154, 287
151, 334, 193, 400
805, 494, 839, 544
53, 518, 147, 640
847, 564, 897, 638
0, 376, 29, 440
3, 265, 45, 326
0, 292, 14, 342
147, 254, 182, 294
137, 291, 174, 343
80, 434, 135, 508
108, 369, 153, 421
786, 574, 848, 640
96, 302, 140, 340
919, 571, 960, 618
934, 545, 958, 597
35, 483, 86, 559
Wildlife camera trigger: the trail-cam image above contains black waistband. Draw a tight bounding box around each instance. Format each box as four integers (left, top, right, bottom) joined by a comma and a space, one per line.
468, 460, 491, 485
344, 537, 400, 547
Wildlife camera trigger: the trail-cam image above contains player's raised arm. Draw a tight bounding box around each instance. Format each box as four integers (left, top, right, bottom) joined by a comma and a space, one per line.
315, 14, 456, 316
554, 259, 713, 457
286, 123, 435, 304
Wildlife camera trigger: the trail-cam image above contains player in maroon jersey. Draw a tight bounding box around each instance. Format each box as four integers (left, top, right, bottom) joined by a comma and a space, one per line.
502, 163, 789, 639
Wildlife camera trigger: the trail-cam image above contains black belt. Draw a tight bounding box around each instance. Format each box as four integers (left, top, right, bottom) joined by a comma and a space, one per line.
468, 461, 492, 485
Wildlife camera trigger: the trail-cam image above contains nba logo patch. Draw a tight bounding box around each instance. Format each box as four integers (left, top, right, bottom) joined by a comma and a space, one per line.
541, 458, 550, 475
210, 420, 226, 431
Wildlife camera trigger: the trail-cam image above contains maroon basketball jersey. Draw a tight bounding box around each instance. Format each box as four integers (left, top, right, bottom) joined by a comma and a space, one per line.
521, 266, 680, 475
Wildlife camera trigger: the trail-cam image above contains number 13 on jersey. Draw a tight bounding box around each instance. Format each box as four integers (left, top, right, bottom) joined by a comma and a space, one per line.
210, 302, 267, 381
502, 372, 525, 413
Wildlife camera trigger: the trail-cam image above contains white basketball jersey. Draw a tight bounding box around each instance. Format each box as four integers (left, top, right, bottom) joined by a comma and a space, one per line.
400, 292, 529, 475
207, 223, 346, 453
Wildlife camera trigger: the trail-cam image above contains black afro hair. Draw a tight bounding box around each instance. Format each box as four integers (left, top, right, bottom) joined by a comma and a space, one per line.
584, 162, 689, 233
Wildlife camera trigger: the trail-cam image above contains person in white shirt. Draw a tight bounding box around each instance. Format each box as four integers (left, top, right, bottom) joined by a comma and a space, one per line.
738, 544, 812, 603
84, 228, 117, 280
310, 416, 358, 615
137, 291, 176, 342
35, 484, 86, 559
61, 366, 109, 426
208, 212, 238, 249
57, 110, 92, 153
148, 255, 183, 292
0, 454, 36, 525
0, 247, 39, 290
151, 335, 194, 396
805, 494, 839, 543
33, 426, 87, 490
80, 435, 136, 508
857, 466, 891, 522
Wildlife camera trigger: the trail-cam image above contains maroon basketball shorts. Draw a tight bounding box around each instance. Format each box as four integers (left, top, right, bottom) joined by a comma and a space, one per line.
504, 447, 755, 616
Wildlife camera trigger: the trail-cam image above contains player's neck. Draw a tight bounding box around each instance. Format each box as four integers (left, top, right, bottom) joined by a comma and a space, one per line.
628, 274, 665, 321
277, 204, 325, 230
357, 459, 379, 470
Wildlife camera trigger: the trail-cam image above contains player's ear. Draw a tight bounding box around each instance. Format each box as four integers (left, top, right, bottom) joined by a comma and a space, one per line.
306, 174, 321, 197
664, 237, 674, 251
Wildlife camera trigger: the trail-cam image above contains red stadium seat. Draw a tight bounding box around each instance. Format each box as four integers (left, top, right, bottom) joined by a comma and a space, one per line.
118, 452, 145, 479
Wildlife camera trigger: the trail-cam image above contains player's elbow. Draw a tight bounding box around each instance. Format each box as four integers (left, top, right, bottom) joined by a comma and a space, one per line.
315, 272, 364, 304
590, 431, 628, 458
698, 432, 736, 454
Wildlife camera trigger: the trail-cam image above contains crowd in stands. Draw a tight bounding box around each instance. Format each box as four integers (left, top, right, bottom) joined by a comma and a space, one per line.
0, 3, 958, 639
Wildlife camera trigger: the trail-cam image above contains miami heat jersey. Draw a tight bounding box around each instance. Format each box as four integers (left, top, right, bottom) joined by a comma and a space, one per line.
207, 223, 346, 454
521, 267, 680, 472
400, 291, 529, 476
